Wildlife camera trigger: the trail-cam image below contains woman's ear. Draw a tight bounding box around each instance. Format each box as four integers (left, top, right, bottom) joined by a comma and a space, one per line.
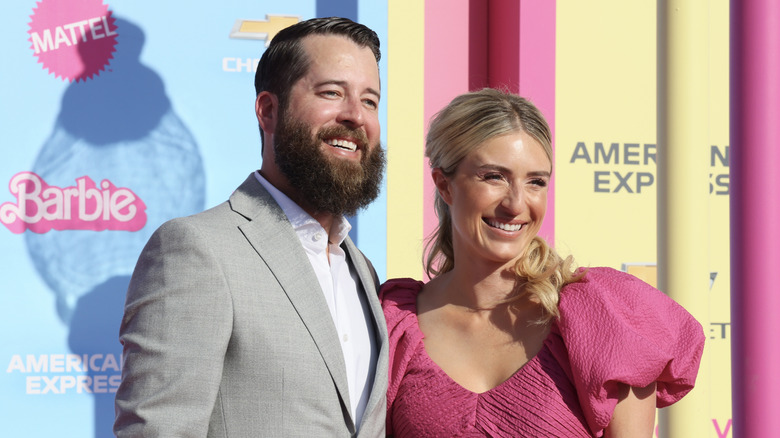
255, 91, 279, 135
432, 167, 453, 205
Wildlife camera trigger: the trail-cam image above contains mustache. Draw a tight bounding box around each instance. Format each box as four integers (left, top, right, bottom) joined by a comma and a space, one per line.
317, 125, 369, 149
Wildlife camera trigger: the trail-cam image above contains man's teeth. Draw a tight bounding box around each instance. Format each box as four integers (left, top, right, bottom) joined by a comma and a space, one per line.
486, 220, 523, 232
326, 139, 357, 152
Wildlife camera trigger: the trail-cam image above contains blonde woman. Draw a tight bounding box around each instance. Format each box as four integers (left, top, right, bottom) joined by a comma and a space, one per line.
381, 89, 704, 437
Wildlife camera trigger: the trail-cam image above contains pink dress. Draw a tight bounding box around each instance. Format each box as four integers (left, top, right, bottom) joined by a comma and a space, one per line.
380, 267, 705, 438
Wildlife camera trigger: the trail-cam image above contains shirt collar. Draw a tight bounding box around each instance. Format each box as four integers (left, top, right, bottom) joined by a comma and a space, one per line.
254, 171, 351, 246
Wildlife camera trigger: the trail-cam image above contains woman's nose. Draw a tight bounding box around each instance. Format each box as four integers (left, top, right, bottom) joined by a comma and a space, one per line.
500, 186, 524, 215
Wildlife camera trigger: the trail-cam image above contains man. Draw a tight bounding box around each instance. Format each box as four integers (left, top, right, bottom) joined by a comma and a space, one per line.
114, 17, 388, 437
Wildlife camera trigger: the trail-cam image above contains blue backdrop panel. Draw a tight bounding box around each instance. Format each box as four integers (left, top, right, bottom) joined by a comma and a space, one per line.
0, 1, 388, 436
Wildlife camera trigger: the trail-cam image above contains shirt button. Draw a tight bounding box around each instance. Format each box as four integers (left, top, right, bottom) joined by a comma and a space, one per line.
342, 334, 349, 342
313, 232, 323, 241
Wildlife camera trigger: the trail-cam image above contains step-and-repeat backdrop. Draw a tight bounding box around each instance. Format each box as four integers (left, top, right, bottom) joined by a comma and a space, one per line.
1, 1, 387, 436
1, 1, 730, 436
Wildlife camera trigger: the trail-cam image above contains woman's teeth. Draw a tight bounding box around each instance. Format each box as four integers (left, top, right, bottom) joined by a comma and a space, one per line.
486, 220, 523, 232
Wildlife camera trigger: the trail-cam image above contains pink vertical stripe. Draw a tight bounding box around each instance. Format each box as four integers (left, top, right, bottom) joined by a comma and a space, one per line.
423, 0, 479, 275
422, 1, 557, 275
519, 1, 556, 245
488, 0, 521, 88
488, 0, 557, 244
730, 0, 780, 435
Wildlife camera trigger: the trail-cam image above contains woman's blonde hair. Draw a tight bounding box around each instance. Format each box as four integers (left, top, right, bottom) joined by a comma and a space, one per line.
424, 88, 581, 322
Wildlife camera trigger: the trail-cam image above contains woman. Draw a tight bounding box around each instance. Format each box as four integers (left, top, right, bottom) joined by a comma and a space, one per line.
380, 89, 704, 437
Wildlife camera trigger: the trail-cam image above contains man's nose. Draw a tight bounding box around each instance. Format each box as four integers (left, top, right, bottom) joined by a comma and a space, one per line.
336, 96, 365, 127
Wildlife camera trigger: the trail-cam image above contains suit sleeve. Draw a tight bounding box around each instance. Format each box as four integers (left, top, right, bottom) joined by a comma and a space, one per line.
114, 218, 234, 437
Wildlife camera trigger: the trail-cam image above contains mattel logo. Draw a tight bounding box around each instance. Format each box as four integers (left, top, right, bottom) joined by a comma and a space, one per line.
0, 172, 146, 234
27, 0, 118, 82
29, 15, 116, 55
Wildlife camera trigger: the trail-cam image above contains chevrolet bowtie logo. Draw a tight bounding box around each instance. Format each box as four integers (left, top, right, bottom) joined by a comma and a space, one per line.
230, 15, 300, 47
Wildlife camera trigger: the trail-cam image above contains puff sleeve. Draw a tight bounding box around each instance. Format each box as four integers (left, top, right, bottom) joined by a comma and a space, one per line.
552, 267, 705, 436
379, 278, 425, 436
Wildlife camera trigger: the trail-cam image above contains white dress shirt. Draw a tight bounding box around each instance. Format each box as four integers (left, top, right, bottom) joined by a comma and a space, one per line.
254, 171, 377, 429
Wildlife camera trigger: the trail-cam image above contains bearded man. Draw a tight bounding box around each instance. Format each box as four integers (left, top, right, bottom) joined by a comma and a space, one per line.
114, 17, 389, 438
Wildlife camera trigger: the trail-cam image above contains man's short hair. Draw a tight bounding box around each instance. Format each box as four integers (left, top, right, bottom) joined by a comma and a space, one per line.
254, 16, 381, 110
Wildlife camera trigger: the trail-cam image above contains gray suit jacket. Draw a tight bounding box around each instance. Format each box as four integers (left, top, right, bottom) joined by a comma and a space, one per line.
114, 174, 388, 437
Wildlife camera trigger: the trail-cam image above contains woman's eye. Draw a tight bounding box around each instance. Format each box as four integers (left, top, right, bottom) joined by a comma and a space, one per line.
530, 178, 548, 187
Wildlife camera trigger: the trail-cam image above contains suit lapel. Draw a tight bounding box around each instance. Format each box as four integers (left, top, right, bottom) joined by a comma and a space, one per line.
343, 238, 389, 429
229, 175, 353, 420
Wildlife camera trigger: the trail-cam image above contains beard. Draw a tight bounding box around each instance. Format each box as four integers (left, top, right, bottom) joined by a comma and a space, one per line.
273, 113, 386, 217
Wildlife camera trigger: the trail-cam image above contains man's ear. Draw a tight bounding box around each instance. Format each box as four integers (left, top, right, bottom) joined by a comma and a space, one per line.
431, 167, 453, 205
255, 91, 279, 135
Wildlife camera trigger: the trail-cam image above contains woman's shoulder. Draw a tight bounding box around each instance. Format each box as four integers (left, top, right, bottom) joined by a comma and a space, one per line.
380, 277, 424, 325
559, 266, 664, 308
380, 277, 424, 297
381, 277, 427, 411
563, 266, 646, 289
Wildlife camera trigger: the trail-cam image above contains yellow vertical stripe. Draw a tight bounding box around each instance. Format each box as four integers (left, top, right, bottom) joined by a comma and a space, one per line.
386, 0, 425, 279
657, 0, 712, 435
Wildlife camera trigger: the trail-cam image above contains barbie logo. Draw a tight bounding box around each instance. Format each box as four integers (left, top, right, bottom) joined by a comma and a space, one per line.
0, 172, 146, 234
